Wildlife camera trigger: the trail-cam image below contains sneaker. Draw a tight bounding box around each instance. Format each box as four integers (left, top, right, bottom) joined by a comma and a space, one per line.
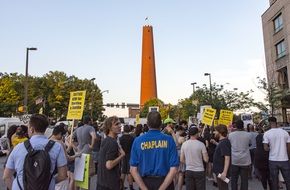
208, 177, 214, 181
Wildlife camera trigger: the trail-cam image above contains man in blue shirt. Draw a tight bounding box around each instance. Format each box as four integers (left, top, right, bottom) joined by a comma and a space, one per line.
130, 111, 179, 190
3, 114, 67, 190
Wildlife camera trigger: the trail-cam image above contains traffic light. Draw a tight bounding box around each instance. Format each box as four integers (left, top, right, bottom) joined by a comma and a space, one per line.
106, 103, 115, 107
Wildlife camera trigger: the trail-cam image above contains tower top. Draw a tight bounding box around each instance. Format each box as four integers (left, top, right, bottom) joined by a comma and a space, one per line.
145, 17, 150, 25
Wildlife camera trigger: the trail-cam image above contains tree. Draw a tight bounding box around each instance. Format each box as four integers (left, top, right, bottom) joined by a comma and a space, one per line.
171, 98, 197, 122
0, 74, 20, 116
173, 83, 255, 121
0, 71, 105, 121
255, 77, 283, 116
140, 98, 173, 120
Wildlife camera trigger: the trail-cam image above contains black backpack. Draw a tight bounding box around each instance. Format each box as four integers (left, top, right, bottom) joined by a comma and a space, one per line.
17, 140, 55, 190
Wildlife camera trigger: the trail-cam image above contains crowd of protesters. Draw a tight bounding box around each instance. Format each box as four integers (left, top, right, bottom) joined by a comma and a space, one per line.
1, 112, 290, 190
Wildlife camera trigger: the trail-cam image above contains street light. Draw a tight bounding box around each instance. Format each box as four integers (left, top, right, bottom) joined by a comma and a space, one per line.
204, 73, 212, 104
101, 90, 109, 94
191, 82, 197, 93
24, 47, 37, 112
89, 78, 96, 118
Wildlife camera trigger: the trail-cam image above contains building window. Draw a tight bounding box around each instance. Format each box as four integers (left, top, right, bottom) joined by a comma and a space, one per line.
278, 67, 289, 89
276, 40, 286, 59
274, 14, 283, 33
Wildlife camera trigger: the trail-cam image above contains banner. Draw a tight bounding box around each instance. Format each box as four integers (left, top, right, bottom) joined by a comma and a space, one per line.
67, 91, 86, 120
219, 109, 233, 126
19, 114, 32, 124
241, 113, 253, 128
201, 108, 216, 126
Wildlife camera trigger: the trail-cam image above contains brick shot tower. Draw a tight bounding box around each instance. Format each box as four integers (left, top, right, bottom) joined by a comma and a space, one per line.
140, 25, 158, 106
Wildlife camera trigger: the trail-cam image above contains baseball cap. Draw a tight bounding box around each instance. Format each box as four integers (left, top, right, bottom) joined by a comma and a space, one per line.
163, 117, 176, 124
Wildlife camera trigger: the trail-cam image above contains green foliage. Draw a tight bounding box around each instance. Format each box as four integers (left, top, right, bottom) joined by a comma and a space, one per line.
139, 98, 174, 120
255, 77, 283, 116
0, 72, 104, 121
0, 74, 21, 116
172, 83, 255, 121
140, 83, 256, 123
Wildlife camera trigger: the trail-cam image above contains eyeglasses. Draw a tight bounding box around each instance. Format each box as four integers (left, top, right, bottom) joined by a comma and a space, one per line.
114, 122, 121, 126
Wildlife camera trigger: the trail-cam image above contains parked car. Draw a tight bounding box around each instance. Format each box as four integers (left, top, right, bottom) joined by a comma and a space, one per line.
0, 117, 24, 150
0, 117, 24, 138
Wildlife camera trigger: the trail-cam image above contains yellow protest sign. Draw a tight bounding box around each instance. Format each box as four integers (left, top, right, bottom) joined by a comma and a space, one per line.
67, 91, 86, 120
75, 154, 90, 189
136, 114, 140, 125
201, 108, 216, 126
218, 109, 233, 126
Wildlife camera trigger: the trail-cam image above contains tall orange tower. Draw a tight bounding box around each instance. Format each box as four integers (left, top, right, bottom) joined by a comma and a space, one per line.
140, 25, 158, 106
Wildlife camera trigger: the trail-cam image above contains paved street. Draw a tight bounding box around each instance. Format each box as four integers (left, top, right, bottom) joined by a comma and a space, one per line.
0, 156, 287, 190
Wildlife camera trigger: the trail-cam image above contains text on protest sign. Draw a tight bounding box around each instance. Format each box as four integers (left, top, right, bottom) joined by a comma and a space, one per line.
67, 91, 86, 120
218, 109, 233, 126
201, 108, 216, 126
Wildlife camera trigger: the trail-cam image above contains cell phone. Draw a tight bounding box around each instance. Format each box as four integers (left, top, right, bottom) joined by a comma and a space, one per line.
218, 173, 230, 183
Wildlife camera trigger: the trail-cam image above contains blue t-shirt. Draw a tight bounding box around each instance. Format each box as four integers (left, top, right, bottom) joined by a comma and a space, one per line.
6, 135, 67, 190
130, 129, 179, 177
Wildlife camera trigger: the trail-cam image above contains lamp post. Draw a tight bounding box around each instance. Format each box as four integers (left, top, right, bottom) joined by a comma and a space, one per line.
24, 47, 37, 113
191, 82, 197, 93
89, 78, 96, 118
101, 90, 109, 94
204, 73, 212, 104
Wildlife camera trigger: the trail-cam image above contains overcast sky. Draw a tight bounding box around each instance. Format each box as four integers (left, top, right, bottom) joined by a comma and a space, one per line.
1, 1, 270, 117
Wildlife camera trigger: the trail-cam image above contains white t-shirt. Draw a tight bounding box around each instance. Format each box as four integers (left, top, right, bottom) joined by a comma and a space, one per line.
263, 128, 290, 161
181, 139, 207, 172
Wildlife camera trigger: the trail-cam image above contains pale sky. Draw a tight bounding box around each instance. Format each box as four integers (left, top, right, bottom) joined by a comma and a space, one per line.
0, 1, 269, 117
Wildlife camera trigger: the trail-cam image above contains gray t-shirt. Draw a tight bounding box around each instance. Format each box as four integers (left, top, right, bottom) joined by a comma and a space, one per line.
228, 130, 251, 166
249, 132, 258, 149
181, 139, 207, 172
76, 124, 95, 154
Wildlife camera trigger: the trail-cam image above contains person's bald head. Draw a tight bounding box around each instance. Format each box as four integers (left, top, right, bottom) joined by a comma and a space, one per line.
147, 111, 162, 129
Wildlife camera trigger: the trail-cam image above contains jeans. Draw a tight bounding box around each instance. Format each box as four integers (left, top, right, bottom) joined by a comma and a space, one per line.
231, 165, 249, 190
269, 161, 290, 190
185, 170, 205, 190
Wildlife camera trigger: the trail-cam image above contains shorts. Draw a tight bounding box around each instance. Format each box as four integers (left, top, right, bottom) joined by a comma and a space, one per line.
67, 161, 75, 172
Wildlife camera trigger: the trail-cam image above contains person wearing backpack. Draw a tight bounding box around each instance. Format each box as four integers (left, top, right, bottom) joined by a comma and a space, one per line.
3, 114, 68, 190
